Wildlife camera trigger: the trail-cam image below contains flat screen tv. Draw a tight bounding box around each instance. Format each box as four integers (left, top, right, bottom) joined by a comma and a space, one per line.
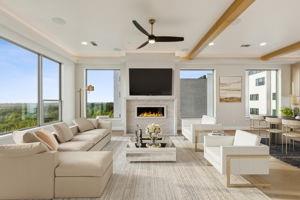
129, 68, 172, 96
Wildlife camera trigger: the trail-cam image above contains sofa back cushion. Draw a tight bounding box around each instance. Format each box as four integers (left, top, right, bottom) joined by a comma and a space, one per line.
201, 115, 216, 124
0, 142, 48, 157
233, 130, 261, 146
73, 118, 95, 132
53, 123, 73, 143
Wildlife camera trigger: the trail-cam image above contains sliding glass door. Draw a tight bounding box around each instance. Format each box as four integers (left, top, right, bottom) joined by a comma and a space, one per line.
180, 70, 214, 118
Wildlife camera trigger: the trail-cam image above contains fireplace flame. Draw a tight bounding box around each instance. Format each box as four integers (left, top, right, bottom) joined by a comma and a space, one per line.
139, 112, 163, 117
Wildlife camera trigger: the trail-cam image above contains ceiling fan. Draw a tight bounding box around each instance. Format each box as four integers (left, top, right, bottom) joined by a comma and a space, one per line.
132, 19, 184, 49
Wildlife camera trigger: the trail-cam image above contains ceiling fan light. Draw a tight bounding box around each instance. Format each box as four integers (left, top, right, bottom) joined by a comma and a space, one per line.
149, 39, 155, 44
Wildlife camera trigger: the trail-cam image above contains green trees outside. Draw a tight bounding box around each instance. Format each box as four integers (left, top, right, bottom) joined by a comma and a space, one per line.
0, 102, 111, 135
0, 103, 59, 135
86, 102, 114, 118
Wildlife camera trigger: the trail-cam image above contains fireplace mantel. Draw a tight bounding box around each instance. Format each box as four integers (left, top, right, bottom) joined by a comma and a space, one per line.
125, 98, 176, 135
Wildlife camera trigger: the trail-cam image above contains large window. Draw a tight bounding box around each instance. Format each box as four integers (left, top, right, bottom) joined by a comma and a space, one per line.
0, 38, 61, 135
86, 69, 121, 118
246, 70, 278, 116
42, 57, 61, 123
180, 70, 214, 118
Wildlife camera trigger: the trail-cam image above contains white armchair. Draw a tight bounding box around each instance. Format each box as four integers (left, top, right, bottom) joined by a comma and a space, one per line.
204, 130, 269, 187
181, 115, 222, 151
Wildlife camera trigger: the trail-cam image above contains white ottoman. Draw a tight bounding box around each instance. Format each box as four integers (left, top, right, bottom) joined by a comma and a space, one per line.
55, 151, 113, 198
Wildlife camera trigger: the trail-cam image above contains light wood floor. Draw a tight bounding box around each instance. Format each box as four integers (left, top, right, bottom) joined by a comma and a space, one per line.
58, 135, 276, 200
223, 130, 300, 200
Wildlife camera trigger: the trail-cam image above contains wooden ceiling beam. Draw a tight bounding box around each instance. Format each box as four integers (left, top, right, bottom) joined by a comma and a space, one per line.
261, 41, 300, 60
185, 0, 255, 60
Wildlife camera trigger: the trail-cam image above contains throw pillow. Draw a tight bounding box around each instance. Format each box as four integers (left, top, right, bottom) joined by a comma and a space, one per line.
73, 118, 95, 132
88, 118, 99, 129
35, 129, 59, 151
53, 122, 73, 143
23, 131, 40, 143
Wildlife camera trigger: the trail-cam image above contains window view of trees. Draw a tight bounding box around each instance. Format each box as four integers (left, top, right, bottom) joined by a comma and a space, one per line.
0, 38, 61, 135
86, 69, 121, 118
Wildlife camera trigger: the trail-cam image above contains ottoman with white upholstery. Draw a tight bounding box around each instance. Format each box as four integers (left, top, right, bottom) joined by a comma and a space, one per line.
55, 151, 113, 198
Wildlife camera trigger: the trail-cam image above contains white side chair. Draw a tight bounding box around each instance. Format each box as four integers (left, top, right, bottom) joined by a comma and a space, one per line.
181, 115, 223, 151
204, 130, 269, 187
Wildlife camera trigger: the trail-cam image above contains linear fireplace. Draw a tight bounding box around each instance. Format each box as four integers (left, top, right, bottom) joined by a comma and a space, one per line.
136, 106, 166, 118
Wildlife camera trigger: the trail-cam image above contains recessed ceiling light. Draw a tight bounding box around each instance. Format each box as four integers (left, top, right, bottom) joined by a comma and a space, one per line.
51, 17, 66, 25
241, 44, 251, 48
81, 41, 88, 45
208, 42, 215, 46
259, 42, 267, 46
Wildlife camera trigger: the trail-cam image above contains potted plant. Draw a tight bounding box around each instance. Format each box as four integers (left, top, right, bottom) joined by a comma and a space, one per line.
280, 107, 293, 117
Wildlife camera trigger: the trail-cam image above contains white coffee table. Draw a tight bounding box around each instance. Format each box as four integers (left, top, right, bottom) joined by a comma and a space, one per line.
126, 136, 176, 162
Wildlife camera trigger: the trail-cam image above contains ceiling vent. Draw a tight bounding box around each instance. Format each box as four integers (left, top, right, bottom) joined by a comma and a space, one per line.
241, 44, 251, 47
90, 41, 98, 46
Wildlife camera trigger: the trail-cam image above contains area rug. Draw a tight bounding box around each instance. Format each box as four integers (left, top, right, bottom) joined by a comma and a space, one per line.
57, 136, 271, 200
261, 138, 300, 168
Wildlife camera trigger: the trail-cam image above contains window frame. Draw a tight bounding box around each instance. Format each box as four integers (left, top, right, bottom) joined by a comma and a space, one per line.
0, 37, 62, 135
255, 77, 265, 86
179, 69, 215, 118
85, 68, 121, 119
40, 55, 62, 125
250, 94, 259, 101
245, 69, 279, 117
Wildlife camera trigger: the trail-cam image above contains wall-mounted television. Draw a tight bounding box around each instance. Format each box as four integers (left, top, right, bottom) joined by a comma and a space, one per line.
129, 68, 173, 96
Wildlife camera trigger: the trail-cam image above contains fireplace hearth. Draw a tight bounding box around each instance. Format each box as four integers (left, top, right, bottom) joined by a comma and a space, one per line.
136, 106, 166, 118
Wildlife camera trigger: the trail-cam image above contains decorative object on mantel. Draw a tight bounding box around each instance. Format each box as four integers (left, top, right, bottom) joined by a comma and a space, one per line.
145, 123, 161, 147
219, 76, 242, 103
78, 84, 95, 117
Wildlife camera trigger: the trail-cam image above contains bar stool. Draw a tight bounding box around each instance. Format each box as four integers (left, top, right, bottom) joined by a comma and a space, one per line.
250, 115, 268, 136
281, 119, 300, 154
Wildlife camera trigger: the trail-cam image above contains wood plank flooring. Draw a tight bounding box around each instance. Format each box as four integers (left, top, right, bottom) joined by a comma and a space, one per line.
58, 136, 273, 200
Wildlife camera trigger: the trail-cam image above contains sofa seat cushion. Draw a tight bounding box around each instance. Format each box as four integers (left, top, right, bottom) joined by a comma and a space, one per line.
56, 151, 113, 177
71, 132, 103, 144
58, 141, 93, 151
205, 147, 221, 165
81, 128, 109, 137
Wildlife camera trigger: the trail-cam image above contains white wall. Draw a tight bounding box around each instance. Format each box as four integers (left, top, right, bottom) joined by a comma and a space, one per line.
75, 55, 292, 131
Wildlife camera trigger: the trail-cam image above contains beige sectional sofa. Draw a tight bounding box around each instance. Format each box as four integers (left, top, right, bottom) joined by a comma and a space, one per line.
12, 119, 112, 152
0, 118, 113, 199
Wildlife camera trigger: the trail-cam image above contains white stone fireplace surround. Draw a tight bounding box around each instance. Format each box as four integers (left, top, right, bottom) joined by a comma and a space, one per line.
126, 98, 176, 135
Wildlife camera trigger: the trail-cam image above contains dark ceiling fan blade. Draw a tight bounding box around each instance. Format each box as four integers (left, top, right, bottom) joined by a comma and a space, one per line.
137, 41, 149, 49
132, 20, 150, 36
155, 36, 184, 42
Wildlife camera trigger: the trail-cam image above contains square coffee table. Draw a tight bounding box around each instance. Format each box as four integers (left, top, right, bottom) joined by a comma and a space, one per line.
126, 136, 176, 162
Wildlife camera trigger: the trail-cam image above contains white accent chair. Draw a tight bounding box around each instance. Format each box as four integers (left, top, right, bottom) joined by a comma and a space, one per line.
204, 130, 269, 187
181, 115, 223, 151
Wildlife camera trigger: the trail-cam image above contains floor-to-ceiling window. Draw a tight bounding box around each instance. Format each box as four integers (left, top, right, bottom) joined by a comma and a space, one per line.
245, 70, 278, 116
180, 70, 214, 118
86, 69, 121, 118
0, 38, 61, 135
42, 57, 61, 123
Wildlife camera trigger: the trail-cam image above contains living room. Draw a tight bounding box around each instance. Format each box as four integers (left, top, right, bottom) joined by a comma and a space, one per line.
0, 0, 300, 200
